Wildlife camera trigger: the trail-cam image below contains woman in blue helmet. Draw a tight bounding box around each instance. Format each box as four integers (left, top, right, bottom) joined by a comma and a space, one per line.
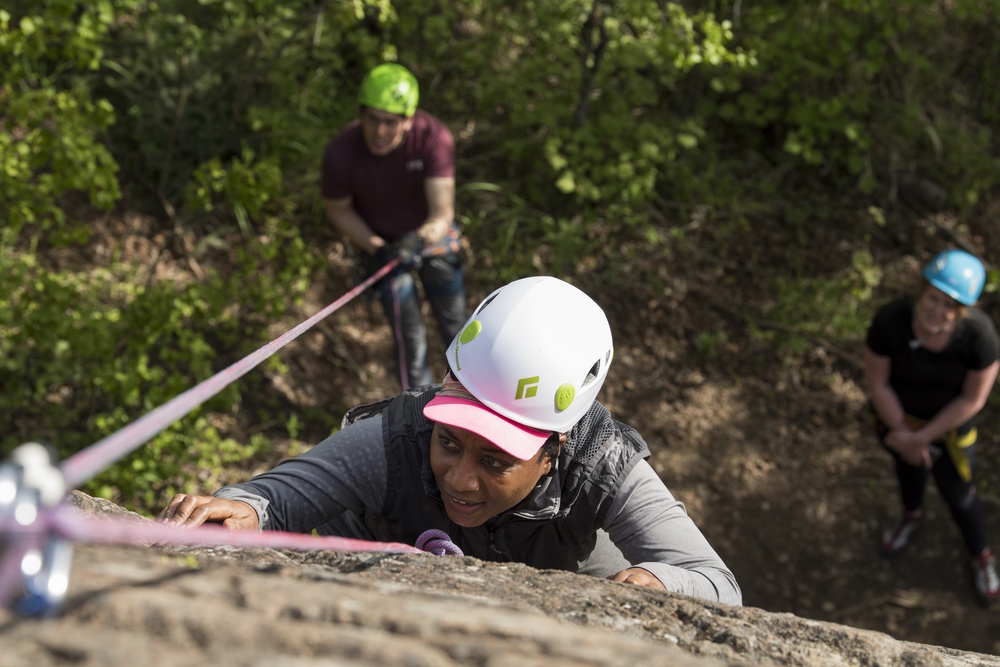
864, 249, 999, 606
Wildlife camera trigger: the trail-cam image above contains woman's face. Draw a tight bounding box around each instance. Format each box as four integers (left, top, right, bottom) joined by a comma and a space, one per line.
429, 423, 553, 527
914, 285, 961, 335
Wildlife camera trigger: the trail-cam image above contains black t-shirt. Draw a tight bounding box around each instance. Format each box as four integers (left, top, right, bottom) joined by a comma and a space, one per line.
866, 296, 999, 419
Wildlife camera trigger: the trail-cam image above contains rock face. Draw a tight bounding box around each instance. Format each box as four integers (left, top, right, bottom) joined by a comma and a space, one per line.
1, 492, 997, 667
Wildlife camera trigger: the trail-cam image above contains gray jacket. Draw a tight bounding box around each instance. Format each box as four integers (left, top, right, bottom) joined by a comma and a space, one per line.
217, 386, 742, 605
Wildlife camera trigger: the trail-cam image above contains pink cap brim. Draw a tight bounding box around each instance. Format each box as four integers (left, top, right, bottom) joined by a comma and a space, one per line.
423, 395, 551, 460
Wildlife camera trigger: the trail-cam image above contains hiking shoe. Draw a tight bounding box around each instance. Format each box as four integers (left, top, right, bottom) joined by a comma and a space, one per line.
880, 511, 922, 556
971, 549, 999, 607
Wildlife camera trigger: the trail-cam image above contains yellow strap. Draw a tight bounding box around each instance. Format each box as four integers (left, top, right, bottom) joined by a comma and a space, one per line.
946, 427, 977, 482
901, 413, 976, 482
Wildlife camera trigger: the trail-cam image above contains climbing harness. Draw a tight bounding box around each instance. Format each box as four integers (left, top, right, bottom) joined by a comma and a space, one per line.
0, 254, 462, 618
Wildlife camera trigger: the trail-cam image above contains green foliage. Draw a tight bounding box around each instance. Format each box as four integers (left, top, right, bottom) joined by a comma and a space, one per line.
719, 1, 1000, 203
185, 144, 284, 237
763, 250, 883, 352
695, 331, 729, 362
7, 0, 1000, 514
231, 214, 325, 317
395, 2, 755, 271
95, 0, 388, 217
0, 246, 234, 504
447, 1, 752, 211
1, 1, 341, 514
457, 182, 537, 284
985, 268, 1000, 298
0, 216, 322, 513
0, 1, 127, 245
92, 426, 270, 511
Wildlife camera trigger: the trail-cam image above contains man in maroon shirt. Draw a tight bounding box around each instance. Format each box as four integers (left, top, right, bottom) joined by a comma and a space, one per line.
321, 63, 466, 390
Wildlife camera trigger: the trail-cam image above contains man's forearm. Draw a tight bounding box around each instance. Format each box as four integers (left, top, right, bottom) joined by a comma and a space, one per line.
325, 200, 383, 255
421, 177, 455, 245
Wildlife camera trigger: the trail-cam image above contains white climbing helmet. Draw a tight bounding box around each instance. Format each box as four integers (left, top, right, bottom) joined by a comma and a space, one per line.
446, 276, 614, 433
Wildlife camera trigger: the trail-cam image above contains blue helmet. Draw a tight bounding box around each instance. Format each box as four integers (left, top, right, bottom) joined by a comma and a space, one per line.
922, 249, 986, 306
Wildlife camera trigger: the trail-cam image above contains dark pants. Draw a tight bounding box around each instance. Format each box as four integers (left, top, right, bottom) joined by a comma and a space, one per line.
875, 417, 987, 555
368, 248, 465, 390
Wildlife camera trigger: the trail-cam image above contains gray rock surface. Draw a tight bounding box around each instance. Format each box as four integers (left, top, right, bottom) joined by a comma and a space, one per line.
1, 492, 997, 667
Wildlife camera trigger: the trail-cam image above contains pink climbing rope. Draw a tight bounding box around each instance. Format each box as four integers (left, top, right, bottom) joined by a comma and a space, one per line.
0, 256, 477, 618
59, 258, 401, 489
415, 529, 464, 556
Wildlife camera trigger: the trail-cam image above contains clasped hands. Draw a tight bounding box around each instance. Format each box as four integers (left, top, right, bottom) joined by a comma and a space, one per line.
884, 427, 934, 468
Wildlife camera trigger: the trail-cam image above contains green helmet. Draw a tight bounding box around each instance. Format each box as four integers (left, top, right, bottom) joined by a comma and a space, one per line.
358, 64, 419, 117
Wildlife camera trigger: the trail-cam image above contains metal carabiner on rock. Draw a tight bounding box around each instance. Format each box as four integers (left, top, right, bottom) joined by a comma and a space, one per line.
0, 442, 71, 617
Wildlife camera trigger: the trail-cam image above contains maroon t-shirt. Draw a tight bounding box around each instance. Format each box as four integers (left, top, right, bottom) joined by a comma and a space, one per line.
320, 109, 455, 241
